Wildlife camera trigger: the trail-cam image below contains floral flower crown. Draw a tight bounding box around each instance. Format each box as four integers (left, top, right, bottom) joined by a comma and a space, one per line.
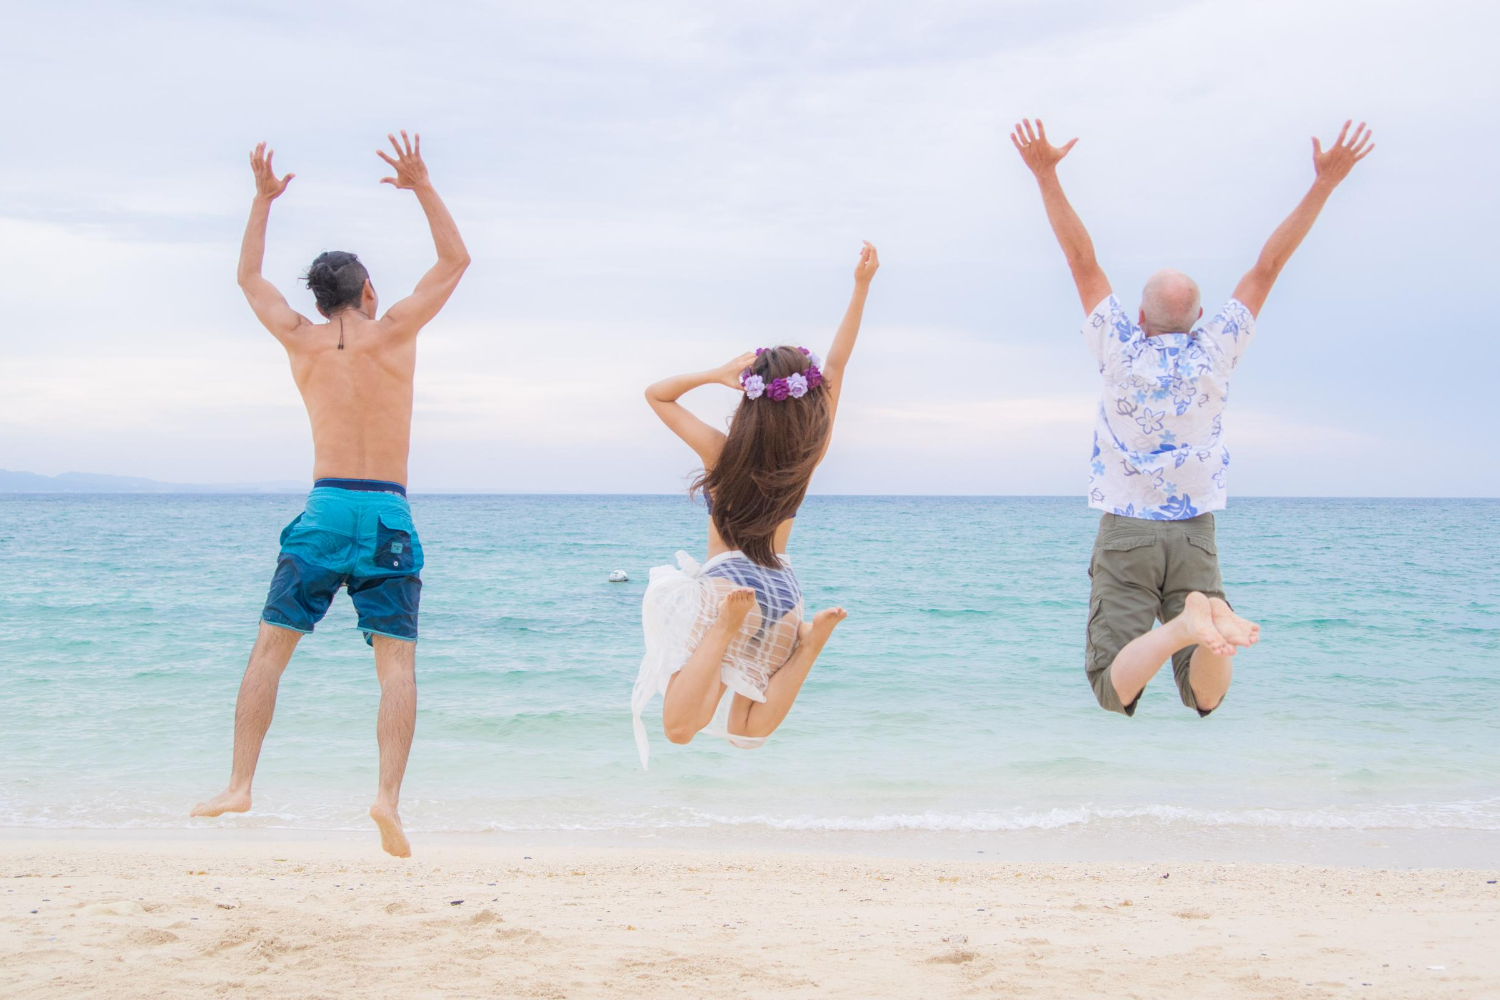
740, 347, 824, 401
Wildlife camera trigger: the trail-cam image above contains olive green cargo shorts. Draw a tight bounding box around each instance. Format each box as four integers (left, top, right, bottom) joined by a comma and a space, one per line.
1085, 512, 1227, 717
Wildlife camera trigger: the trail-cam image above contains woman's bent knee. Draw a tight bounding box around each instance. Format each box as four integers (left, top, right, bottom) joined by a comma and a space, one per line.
663, 723, 697, 745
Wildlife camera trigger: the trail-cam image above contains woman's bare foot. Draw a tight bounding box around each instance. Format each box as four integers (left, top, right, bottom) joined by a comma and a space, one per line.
369, 801, 411, 858
1209, 597, 1260, 648
1177, 592, 1234, 656
797, 606, 848, 651
190, 787, 251, 818
714, 587, 756, 635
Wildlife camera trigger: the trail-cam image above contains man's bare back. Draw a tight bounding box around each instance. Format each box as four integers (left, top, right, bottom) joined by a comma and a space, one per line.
288, 314, 418, 484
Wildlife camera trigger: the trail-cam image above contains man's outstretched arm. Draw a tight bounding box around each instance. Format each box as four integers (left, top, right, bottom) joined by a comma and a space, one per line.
1233, 120, 1375, 317
1011, 118, 1111, 314
378, 131, 471, 335
238, 142, 310, 341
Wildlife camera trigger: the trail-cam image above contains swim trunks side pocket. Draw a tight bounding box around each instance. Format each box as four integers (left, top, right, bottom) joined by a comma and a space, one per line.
374, 514, 423, 575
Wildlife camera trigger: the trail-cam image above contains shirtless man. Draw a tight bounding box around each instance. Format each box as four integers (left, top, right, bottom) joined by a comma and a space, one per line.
192, 132, 469, 857
1011, 117, 1373, 717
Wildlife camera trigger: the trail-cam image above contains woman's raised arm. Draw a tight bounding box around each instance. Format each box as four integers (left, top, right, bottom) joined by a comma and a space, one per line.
820, 241, 879, 424
645, 351, 756, 468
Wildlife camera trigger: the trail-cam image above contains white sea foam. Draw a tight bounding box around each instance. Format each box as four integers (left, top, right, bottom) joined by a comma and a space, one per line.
8, 798, 1496, 834
662, 800, 1500, 833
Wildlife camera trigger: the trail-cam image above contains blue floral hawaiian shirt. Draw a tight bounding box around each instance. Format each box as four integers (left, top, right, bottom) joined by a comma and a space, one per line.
1082, 294, 1255, 520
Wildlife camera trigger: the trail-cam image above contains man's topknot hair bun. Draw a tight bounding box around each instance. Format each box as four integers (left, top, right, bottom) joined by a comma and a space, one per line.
303, 251, 369, 315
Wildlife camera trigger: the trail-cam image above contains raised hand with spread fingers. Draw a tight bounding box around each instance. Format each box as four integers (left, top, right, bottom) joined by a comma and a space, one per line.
1010, 118, 1078, 177
376, 130, 430, 191
1011, 117, 1111, 313
374, 130, 470, 335
250, 141, 295, 201
1312, 119, 1376, 187
1233, 119, 1376, 315
237, 141, 310, 341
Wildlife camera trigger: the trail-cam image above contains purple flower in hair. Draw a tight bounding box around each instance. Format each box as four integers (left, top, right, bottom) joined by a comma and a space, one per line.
742, 373, 765, 399
804, 364, 823, 389
785, 372, 808, 398
800, 347, 823, 368
766, 377, 791, 401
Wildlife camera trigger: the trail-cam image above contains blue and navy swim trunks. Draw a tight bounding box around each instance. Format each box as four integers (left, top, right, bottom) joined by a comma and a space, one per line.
261, 479, 424, 645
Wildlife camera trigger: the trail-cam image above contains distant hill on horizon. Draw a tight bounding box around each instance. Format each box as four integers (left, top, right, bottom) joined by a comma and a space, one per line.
0, 469, 306, 494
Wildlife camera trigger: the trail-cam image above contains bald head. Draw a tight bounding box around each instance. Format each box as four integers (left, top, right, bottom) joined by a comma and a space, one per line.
1140, 269, 1202, 334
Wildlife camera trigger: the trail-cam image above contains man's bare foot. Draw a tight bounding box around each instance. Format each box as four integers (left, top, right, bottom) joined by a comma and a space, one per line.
369, 802, 411, 858
1209, 597, 1260, 648
191, 787, 251, 818
1178, 592, 1234, 656
797, 606, 848, 650
713, 587, 757, 635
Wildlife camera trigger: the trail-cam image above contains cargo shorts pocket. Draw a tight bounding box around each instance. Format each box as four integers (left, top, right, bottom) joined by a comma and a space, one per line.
1185, 533, 1216, 556
1174, 532, 1224, 598
1085, 596, 1139, 715
1084, 597, 1117, 678
1092, 533, 1157, 583
1102, 534, 1156, 552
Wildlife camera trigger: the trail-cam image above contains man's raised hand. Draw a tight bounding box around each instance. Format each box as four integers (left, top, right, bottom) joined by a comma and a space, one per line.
1312, 120, 1375, 187
249, 142, 294, 201
377, 130, 430, 191
1011, 118, 1077, 176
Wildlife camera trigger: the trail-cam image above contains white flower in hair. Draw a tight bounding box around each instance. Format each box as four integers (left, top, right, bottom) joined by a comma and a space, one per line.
800, 347, 823, 368
785, 372, 808, 398
742, 373, 766, 399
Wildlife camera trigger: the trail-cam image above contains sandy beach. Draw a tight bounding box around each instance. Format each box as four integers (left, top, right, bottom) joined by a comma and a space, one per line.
2, 837, 1495, 999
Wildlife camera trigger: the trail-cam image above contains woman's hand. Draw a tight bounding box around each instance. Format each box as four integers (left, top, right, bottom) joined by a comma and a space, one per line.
711, 351, 758, 389
853, 241, 879, 286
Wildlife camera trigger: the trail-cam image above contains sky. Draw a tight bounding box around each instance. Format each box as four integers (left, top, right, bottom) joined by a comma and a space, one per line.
2, 0, 1496, 495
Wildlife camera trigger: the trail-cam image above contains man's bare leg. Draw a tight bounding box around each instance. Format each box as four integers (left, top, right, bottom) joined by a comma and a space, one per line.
1108, 592, 1234, 710
661, 588, 754, 744
369, 635, 417, 858
191, 622, 302, 817
729, 607, 847, 740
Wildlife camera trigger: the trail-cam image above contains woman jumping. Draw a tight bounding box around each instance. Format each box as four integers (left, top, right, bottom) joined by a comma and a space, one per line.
631, 242, 880, 767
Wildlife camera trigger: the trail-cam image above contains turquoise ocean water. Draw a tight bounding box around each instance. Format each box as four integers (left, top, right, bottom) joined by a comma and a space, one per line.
2, 495, 1497, 864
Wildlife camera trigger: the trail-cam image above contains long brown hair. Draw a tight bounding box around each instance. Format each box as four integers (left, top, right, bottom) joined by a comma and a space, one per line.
693, 345, 831, 567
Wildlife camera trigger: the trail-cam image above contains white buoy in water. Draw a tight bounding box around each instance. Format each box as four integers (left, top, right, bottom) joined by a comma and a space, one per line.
608, 570, 629, 583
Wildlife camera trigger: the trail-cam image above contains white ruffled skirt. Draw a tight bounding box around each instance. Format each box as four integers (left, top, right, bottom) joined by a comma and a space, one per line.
631, 550, 804, 768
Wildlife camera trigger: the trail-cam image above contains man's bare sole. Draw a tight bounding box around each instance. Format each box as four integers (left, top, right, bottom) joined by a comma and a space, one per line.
1209, 596, 1260, 648
1179, 592, 1234, 656
369, 803, 411, 858
190, 788, 251, 818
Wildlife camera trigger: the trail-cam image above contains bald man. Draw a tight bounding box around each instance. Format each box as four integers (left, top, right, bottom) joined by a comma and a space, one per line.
1012, 117, 1374, 718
